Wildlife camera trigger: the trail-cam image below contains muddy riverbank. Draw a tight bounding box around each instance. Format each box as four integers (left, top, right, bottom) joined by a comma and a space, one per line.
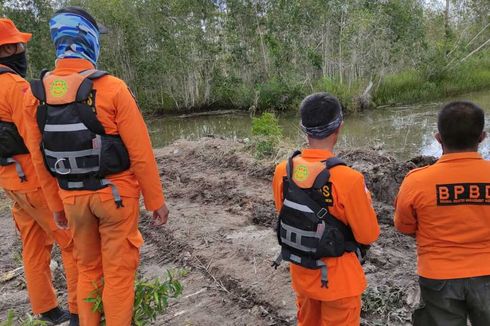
0, 138, 436, 325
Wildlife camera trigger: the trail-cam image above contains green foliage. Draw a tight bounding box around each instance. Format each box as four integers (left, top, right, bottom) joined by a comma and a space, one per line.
1, 0, 488, 113
0, 0, 56, 77
375, 51, 490, 105
0, 310, 15, 326
314, 77, 364, 110
256, 79, 305, 112
0, 310, 48, 326
251, 112, 282, 137
84, 280, 104, 315
251, 112, 283, 158
211, 75, 255, 110
85, 273, 183, 326
132, 277, 183, 326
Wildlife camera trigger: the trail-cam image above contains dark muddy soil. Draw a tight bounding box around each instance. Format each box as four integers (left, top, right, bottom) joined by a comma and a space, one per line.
0, 138, 436, 325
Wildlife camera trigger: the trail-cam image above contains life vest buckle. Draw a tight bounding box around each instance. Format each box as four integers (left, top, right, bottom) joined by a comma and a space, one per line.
54, 158, 71, 175
317, 207, 328, 219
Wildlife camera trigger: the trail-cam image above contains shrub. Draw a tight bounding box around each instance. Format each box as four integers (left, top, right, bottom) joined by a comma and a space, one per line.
0, 310, 47, 326
251, 112, 283, 158
256, 79, 305, 111
85, 273, 183, 326
312, 77, 368, 112
374, 50, 490, 106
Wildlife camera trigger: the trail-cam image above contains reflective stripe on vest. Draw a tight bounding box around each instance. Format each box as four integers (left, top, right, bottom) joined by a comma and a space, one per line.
44, 123, 88, 132
283, 198, 314, 213
3, 157, 27, 182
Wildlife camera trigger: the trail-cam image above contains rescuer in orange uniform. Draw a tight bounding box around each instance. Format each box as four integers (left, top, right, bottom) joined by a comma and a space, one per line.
395, 101, 490, 326
272, 93, 380, 325
21, 7, 169, 326
0, 19, 78, 325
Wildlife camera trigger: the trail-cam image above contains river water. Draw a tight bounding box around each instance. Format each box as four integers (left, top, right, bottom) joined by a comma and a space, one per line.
147, 91, 490, 160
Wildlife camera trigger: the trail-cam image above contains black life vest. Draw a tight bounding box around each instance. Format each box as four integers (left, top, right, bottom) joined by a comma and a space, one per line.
273, 151, 360, 288
30, 69, 130, 207
0, 66, 28, 182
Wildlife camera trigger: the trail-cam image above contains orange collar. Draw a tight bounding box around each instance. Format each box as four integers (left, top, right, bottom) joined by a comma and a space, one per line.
300, 148, 335, 160
438, 152, 482, 163
53, 58, 95, 74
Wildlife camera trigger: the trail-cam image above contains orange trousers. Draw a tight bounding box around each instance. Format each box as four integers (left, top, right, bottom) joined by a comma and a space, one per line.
64, 195, 143, 326
5, 189, 78, 314
296, 294, 361, 326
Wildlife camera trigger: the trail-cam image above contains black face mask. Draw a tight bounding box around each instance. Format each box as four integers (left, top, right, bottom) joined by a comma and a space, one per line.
0, 52, 27, 77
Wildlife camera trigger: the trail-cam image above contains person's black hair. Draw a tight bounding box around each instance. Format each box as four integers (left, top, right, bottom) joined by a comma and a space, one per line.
300, 92, 342, 128
437, 101, 485, 150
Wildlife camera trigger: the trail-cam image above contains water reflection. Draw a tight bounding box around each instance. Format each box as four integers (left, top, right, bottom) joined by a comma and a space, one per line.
148, 91, 490, 160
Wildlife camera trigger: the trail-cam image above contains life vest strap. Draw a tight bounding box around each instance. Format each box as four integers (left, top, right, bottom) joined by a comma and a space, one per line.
0, 66, 16, 75
60, 177, 124, 208
0, 157, 27, 182
101, 179, 124, 208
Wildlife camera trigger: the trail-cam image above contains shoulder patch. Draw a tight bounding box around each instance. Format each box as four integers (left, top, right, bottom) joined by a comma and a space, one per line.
320, 182, 334, 206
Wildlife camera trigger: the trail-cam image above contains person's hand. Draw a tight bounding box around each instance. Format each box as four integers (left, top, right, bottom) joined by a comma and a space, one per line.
53, 210, 68, 229
152, 204, 169, 226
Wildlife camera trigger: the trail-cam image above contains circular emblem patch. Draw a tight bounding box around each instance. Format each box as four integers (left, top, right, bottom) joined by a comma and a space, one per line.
293, 165, 309, 182
50, 79, 68, 97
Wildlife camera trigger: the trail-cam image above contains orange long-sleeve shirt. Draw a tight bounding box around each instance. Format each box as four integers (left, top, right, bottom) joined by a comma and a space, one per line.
395, 152, 490, 279
0, 64, 40, 191
22, 58, 165, 213
272, 148, 379, 301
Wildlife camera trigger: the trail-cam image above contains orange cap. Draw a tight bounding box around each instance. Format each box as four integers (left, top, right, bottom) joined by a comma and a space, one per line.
0, 18, 32, 46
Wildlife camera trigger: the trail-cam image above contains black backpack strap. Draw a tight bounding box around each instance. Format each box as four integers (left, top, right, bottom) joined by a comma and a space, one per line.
77, 102, 105, 135
76, 78, 94, 102
313, 157, 346, 189
74, 70, 107, 135
79, 69, 108, 80
0, 66, 15, 75
30, 69, 50, 103
31, 73, 49, 132
326, 157, 346, 169
39, 69, 49, 79
87, 70, 108, 80
30, 79, 47, 103
76, 69, 109, 101
286, 150, 302, 180
73, 70, 107, 102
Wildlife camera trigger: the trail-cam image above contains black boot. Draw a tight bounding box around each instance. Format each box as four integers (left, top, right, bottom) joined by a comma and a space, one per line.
40, 307, 70, 325
69, 313, 79, 326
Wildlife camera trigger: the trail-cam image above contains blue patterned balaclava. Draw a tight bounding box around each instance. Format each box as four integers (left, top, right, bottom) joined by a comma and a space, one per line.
49, 12, 100, 65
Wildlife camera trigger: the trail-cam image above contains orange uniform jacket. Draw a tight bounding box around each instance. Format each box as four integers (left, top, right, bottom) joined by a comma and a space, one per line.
0, 64, 40, 191
22, 59, 165, 212
395, 152, 490, 279
273, 149, 380, 301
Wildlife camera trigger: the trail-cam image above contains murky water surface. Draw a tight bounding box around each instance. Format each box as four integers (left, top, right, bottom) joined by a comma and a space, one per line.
147, 91, 490, 159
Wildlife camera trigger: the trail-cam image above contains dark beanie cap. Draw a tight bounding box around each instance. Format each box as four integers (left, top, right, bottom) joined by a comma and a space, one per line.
300, 92, 343, 139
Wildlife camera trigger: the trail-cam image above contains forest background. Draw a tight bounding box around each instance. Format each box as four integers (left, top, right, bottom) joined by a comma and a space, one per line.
1, 0, 489, 114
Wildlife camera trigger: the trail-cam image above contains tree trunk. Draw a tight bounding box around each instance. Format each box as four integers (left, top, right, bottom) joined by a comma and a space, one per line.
445, 0, 450, 57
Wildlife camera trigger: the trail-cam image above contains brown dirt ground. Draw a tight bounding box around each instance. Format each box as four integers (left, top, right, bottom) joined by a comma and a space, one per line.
0, 137, 437, 325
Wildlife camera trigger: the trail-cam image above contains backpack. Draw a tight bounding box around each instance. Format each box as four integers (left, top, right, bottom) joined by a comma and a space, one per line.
273, 151, 360, 288
30, 69, 130, 207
